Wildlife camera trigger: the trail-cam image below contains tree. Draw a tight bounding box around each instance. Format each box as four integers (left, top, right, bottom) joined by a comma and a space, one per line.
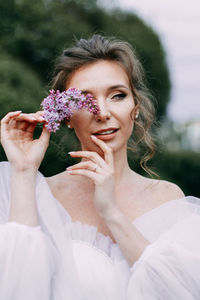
0, 0, 171, 175
0, 52, 44, 118
0, 0, 170, 118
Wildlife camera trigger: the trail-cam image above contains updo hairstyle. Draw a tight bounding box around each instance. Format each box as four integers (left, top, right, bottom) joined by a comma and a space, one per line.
51, 34, 157, 175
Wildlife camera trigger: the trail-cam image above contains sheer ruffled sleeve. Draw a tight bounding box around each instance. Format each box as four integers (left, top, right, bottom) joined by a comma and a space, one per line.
126, 196, 200, 300
0, 161, 11, 223
0, 162, 56, 300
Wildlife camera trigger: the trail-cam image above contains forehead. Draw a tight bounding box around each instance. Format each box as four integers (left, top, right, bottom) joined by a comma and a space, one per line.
66, 60, 130, 90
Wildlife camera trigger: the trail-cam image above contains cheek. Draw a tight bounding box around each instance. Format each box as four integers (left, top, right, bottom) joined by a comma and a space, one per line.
118, 103, 135, 125
121, 105, 135, 137
71, 113, 91, 140
71, 111, 90, 128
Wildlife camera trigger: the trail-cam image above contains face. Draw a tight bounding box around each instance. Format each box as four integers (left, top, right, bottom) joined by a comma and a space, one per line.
66, 60, 136, 155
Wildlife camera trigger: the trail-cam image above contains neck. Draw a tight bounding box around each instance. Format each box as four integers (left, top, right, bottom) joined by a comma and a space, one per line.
80, 143, 137, 186
112, 145, 133, 184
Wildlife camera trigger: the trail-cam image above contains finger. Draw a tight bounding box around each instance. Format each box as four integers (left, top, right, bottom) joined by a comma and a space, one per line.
91, 135, 114, 168
39, 124, 51, 146
36, 111, 45, 117
1, 111, 22, 133
67, 168, 101, 183
15, 113, 44, 123
17, 120, 30, 131
33, 111, 45, 121
69, 150, 108, 169
1, 111, 22, 123
25, 122, 38, 134
8, 119, 18, 130
9, 116, 35, 132
67, 161, 102, 173
31, 112, 45, 123
6, 119, 36, 140
9, 116, 37, 134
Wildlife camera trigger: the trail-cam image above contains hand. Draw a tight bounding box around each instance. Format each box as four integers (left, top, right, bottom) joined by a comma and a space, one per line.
67, 135, 119, 218
0, 111, 50, 173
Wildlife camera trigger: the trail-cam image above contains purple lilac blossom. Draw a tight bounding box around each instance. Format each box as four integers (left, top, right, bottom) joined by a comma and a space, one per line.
41, 88, 100, 132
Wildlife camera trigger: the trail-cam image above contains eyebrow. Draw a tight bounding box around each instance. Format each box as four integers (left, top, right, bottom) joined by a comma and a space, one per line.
81, 84, 129, 94
108, 84, 129, 91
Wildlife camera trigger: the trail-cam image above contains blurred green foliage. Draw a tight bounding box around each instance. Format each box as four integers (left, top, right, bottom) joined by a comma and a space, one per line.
152, 151, 200, 197
0, 52, 44, 117
127, 149, 200, 197
0, 0, 198, 196
0, 0, 170, 117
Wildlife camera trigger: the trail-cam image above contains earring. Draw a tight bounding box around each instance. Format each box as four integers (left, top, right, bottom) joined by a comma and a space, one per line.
67, 124, 71, 129
135, 113, 139, 119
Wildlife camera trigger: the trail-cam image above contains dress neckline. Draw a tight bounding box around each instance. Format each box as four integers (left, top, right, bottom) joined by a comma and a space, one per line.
42, 174, 187, 236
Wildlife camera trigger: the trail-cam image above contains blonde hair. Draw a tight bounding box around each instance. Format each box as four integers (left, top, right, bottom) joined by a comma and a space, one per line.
51, 34, 157, 176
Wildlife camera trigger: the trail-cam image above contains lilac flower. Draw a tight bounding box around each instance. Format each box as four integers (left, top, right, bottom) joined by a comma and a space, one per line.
41, 87, 100, 132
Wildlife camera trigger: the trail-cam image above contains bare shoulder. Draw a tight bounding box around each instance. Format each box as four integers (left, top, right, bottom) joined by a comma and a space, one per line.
158, 179, 185, 198
146, 177, 185, 204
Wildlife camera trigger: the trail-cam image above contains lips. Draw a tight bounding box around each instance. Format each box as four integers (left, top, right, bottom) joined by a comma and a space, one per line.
93, 128, 119, 135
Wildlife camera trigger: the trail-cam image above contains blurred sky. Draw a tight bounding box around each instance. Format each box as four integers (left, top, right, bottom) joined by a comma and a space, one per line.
99, 0, 200, 123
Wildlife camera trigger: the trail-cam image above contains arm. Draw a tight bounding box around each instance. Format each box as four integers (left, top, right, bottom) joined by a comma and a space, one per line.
0, 222, 55, 300
101, 181, 185, 266
125, 199, 200, 299
1, 111, 50, 226
101, 207, 149, 266
0, 112, 56, 298
9, 169, 38, 226
0, 162, 56, 300
67, 135, 149, 266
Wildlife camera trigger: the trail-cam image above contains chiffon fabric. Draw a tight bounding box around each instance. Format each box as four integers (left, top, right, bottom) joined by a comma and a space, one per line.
0, 161, 200, 300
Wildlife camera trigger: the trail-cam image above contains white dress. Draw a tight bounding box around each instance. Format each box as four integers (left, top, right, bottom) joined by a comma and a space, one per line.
0, 161, 200, 300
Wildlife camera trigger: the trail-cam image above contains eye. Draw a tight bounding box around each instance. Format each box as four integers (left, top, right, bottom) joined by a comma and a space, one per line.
112, 92, 127, 100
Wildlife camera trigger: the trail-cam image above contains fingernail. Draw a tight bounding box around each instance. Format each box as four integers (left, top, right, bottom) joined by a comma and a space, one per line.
68, 151, 75, 154
14, 110, 22, 113
66, 166, 72, 170
91, 135, 97, 139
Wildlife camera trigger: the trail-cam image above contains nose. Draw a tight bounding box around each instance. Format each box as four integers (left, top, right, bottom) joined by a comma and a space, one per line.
94, 99, 111, 122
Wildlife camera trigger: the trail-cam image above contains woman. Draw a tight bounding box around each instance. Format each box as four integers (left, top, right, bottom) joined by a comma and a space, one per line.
0, 34, 200, 300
